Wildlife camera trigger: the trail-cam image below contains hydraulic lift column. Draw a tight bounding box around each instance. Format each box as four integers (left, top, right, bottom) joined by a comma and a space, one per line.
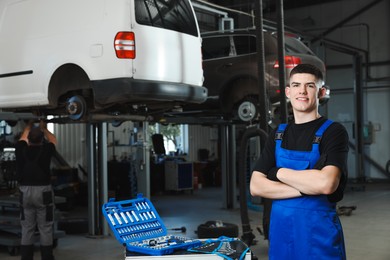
86, 122, 108, 236
220, 124, 236, 209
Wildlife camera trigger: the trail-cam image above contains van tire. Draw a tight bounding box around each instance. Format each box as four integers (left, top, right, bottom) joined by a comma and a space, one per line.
66, 95, 87, 120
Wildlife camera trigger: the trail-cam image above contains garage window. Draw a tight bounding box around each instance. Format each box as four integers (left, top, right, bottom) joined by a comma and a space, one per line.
149, 124, 188, 155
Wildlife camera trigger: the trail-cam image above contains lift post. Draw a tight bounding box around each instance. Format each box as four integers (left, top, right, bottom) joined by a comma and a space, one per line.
86, 122, 108, 236
220, 124, 236, 209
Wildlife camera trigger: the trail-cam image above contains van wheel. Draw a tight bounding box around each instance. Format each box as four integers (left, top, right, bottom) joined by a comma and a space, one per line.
236, 97, 258, 122
66, 95, 87, 120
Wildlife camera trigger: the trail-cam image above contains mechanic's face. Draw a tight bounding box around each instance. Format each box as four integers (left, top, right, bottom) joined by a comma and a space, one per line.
286, 73, 324, 115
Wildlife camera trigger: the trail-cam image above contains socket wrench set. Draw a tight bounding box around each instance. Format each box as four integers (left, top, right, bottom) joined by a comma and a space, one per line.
102, 193, 202, 256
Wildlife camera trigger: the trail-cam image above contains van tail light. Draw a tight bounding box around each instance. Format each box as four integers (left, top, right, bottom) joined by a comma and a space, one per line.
273, 56, 302, 68
114, 32, 135, 59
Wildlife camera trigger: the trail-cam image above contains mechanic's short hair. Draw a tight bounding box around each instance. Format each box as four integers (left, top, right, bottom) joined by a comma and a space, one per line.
28, 127, 44, 144
290, 64, 324, 84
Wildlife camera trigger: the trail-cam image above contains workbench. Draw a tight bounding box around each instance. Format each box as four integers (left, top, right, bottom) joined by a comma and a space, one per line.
0, 194, 66, 255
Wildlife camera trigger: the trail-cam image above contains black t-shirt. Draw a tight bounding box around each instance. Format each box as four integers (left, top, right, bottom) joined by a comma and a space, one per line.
252, 117, 349, 202
15, 140, 56, 186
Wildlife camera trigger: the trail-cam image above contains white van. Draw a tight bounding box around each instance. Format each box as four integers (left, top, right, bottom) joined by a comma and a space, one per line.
0, 0, 206, 120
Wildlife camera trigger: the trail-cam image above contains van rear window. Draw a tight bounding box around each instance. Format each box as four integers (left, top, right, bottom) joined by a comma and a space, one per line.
135, 0, 198, 37
285, 36, 314, 55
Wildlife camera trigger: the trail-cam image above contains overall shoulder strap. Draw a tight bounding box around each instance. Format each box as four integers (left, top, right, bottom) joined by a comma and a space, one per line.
313, 119, 334, 144
275, 124, 288, 141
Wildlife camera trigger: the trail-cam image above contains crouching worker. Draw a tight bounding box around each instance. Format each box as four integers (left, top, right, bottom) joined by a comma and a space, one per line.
16, 120, 57, 260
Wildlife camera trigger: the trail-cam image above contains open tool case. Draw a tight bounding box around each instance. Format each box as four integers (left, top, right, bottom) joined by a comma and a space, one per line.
102, 194, 202, 256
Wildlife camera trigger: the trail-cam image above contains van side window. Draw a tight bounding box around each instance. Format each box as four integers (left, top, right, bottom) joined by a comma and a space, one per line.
135, 0, 198, 37
202, 36, 231, 60
234, 36, 257, 55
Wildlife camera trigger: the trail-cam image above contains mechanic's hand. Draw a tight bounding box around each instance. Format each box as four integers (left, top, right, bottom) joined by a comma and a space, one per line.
39, 120, 47, 130
25, 120, 34, 129
267, 167, 281, 182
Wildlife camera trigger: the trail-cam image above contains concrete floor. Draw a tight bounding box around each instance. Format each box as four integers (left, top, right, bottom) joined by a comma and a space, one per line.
0, 182, 389, 260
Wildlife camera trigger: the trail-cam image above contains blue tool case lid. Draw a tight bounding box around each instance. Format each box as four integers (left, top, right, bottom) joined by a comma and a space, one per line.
102, 193, 167, 244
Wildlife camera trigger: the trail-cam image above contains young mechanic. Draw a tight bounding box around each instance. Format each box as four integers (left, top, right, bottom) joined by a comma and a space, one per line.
250, 64, 349, 259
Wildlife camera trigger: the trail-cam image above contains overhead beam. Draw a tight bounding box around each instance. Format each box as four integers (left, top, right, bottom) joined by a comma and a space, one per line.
311, 0, 384, 43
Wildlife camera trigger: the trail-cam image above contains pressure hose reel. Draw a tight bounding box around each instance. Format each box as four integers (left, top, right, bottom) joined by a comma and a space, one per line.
238, 126, 268, 246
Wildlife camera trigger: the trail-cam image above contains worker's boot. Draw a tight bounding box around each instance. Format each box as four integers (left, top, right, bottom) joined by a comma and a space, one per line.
40, 245, 54, 260
20, 245, 34, 260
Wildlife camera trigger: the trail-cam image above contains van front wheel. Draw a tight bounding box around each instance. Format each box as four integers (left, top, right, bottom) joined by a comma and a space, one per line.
66, 95, 87, 120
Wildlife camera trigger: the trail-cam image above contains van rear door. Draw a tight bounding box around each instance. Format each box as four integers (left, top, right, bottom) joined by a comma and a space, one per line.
131, 0, 203, 88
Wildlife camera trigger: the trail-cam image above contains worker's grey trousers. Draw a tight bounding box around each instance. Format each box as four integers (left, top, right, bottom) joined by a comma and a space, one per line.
19, 185, 54, 246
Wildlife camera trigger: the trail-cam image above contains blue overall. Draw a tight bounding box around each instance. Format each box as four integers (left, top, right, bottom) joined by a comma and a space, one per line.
269, 120, 346, 260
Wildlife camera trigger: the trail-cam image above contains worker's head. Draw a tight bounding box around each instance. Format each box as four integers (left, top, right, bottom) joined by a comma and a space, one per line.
28, 126, 44, 144
286, 64, 327, 114
289, 63, 324, 87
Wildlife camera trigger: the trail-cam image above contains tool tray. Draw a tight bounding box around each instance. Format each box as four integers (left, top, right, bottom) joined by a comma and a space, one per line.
102, 194, 201, 255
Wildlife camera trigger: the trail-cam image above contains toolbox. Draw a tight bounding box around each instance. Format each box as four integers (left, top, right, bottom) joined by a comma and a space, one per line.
102, 194, 202, 256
